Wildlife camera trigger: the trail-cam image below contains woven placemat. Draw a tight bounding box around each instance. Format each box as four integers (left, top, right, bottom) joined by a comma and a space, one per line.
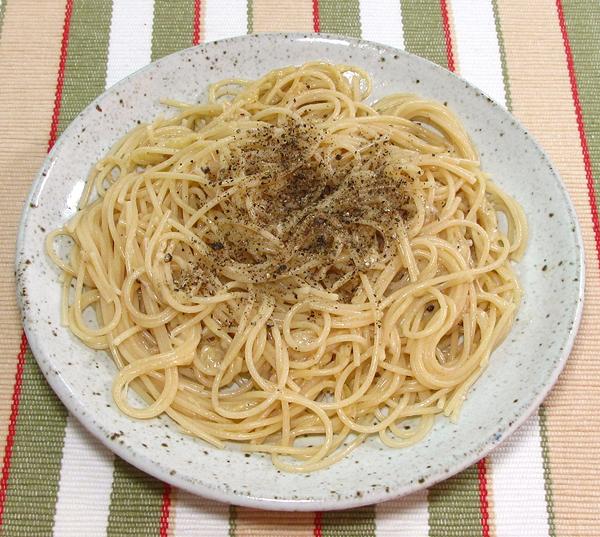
0, 1, 598, 535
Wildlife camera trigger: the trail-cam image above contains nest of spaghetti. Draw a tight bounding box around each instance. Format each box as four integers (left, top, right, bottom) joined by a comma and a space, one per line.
48, 62, 526, 472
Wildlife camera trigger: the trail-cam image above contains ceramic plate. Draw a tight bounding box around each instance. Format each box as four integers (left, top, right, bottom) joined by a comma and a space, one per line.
16, 33, 584, 511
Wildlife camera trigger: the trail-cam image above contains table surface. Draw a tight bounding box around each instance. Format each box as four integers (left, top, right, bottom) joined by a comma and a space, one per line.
0, 1, 598, 536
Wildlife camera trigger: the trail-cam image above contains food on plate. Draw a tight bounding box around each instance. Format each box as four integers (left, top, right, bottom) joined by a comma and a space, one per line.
47, 62, 527, 472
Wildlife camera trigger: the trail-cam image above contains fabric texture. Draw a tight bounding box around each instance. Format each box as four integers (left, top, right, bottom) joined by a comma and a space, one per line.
0, 1, 598, 535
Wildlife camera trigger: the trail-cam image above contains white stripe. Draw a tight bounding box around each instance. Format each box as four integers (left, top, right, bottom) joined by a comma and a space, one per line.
359, 0, 405, 50
451, 0, 506, 106
202, 0, 247, 42
376, 490, 429, 537
105, 0, 154, 87
53, 416, 114, 536
490, 414, 551, 537
362, 4, 424, 534
172, 489, 230, 537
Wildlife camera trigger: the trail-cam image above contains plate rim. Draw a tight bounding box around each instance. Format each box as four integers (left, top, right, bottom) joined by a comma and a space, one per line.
16, 32, 586, 511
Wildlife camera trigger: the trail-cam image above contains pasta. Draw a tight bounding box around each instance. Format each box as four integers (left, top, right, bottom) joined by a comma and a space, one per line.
47, 62, 527, 472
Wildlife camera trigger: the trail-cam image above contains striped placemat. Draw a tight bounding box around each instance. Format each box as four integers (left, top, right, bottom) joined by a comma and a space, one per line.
0, 1, 598, 535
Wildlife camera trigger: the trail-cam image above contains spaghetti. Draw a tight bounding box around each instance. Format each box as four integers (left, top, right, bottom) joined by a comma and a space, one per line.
47, 62, 527, 472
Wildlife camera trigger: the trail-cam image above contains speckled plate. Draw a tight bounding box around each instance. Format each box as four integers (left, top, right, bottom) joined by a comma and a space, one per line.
16, 33, 584, 511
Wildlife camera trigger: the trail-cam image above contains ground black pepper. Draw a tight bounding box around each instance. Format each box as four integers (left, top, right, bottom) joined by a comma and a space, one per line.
169, 119, 414, 301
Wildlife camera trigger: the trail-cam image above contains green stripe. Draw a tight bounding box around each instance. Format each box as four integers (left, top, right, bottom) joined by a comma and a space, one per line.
490, 0, 512, 111
318, 6, 373, 535
151, 0, 195, 61
318, 0, 361, 38
0, 0, 8, 39
311, 2, 371, 532
428, 466, 482, 537
229, 505, 237, 537
57, 0, 113, 135
102, 3, 199, 533
322, 507, 376, 537
106, 459, 165, 537
247, 0, 253, 33
538, 405, 557, 536
562, 0, 600, 213
1, 351, 68, 536
399, 0, 447, 68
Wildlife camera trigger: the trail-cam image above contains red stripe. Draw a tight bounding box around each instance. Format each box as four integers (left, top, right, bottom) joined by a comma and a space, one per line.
0, 0, 74, 528
439, 0, 456, 72
477, 459, 491, 537
312, 0, 320, 33
556, 0, 600, 267
0, 334, 28, 528
313, 511, 323, 537
159, 484, 172, 537
47, 0, 74, 151
193, 0, 201, 45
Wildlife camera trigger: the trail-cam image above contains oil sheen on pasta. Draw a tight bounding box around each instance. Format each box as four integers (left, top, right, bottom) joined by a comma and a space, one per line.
47, 63, 527, 472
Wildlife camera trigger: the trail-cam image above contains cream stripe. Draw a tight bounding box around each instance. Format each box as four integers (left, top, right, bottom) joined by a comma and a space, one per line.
202, 0, 247, 42
105, 0, 154, 87
376, 490, 429, 536
234, 508, 314, 536
252, 0, 314, 33
451, 0, 506, 105
358, 0, 405, 50
0, 0, 65, 456
52, 416, 114, 536
490, 415, 550, 537
450, 4, 550, 534
497, 0, 600, 534
171, 489, 229, 537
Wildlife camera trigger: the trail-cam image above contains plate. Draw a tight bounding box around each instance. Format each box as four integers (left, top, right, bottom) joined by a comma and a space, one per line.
16, 33, 584, 511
